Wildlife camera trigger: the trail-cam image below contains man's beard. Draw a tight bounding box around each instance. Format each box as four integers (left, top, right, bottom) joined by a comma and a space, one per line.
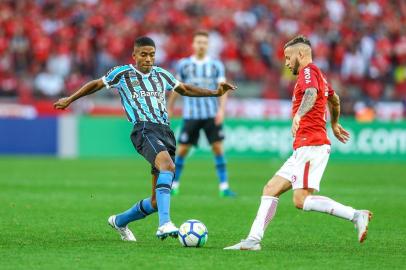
292, 59, 300, 75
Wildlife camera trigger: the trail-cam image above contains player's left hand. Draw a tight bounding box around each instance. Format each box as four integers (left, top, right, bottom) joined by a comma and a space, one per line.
291, 114, 301, 137
332, 123, 350, 143
216, 82, 236, 96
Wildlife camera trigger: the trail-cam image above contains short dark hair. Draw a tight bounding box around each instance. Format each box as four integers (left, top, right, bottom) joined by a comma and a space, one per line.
284, 35, 311, 49
194, 30, 209, 38
134, 36, 155, 48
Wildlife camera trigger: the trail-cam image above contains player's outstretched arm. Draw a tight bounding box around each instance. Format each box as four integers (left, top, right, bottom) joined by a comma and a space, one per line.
328, 93, 350, 143
291, 87, 317, 137
54, 79, 105, 110
174, 82, 236, 97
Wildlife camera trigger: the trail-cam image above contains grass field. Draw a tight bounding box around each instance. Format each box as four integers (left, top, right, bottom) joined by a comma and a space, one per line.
0, 157, 405, 270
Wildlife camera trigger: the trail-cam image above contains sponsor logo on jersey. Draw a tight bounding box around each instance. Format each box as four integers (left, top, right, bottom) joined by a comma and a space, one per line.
132, 91, 164, 100
132, 91, 139, 99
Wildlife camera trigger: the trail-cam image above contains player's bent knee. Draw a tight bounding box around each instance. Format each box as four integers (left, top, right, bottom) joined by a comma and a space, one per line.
293, 195, 305, 209
263, 182, 281, 197
159, 161, 175, 172
293, 189, 315, 209
293, 192, 310, 209
156, 157, 176, 172
262, 176, 290, 197
155, 151, 176, 172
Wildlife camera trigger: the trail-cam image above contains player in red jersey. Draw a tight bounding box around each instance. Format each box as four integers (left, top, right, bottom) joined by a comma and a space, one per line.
225, 36, 372, 251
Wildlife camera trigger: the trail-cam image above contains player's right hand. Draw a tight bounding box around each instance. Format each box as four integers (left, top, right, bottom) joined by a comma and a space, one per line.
332, 123, 350, 143
54, 97, 72, 110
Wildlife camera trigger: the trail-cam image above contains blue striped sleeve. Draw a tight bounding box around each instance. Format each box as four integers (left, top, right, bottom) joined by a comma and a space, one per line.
157, 67, 180, 91
102, 65, 130, 89
215, 60, 226, 83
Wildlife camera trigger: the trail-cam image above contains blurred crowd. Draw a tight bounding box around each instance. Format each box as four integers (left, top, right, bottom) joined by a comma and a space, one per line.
1, 0, 406, 115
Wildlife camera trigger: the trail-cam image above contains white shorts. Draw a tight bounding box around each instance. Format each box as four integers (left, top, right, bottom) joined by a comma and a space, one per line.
275, 144, 331, 191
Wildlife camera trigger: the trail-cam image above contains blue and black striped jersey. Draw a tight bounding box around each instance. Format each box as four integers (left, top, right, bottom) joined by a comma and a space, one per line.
176, 56, 225, 119
102, 64, 179, 125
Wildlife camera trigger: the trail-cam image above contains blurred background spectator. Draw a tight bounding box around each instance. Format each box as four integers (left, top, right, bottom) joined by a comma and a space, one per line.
0, 0, 405, 117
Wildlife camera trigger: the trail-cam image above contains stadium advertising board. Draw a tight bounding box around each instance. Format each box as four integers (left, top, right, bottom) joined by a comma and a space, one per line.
78, 117, 406, 160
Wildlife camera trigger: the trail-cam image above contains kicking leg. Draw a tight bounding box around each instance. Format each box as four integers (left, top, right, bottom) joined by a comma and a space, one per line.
224, 175, 291, 250
294, 189, 372, 243
171, 144, 191, 195
108, 174, 158, 242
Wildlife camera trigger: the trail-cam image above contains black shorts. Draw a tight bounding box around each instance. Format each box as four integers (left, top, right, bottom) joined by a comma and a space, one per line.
130, 122, 176, 176
178, 118, 224, 146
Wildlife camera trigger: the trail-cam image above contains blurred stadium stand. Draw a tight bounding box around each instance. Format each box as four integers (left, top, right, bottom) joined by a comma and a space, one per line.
0, 0, 405, 119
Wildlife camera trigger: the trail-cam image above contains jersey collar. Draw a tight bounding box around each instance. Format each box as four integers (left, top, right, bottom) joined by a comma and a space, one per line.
131, 64, 154, 77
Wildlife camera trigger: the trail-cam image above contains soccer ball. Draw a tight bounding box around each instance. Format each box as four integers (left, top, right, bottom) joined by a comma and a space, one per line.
178, 220, 208, 247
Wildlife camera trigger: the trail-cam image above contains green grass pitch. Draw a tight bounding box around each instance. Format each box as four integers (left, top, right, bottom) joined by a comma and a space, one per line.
0, 157, 405, 269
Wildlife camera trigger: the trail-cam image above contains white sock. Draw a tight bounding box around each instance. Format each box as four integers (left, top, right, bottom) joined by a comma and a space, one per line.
171, 181, 179, 189
303, 195, 355, 221
247, 196, 279, 242
219, 182, 229, 191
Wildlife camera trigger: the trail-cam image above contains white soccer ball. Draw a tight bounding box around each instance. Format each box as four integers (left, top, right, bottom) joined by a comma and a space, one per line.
178, 219, 208, 247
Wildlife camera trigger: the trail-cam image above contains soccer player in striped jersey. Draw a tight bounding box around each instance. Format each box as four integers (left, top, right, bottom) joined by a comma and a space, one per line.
224, 35, 372, 251
167, 30, 236, 197
54, 37, 235, 242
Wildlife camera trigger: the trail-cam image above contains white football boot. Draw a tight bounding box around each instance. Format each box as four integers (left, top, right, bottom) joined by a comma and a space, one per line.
108, 215, 136, 241
224, 239, 261, 251
353, 210, 373, 243
156, 221, 178, 240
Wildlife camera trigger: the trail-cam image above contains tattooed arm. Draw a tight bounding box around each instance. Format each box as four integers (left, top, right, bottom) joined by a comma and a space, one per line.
297, 88, 317, 117
291, 87, 317, 137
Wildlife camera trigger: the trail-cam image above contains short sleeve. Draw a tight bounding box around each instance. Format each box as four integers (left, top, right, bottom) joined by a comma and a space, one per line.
299, 66, 320, 92
102, 66, 129, 89
158, 67, 180, 91
215, 60, 226, 83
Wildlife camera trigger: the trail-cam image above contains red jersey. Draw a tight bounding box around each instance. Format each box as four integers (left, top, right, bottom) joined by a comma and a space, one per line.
292, 63, 334, 149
